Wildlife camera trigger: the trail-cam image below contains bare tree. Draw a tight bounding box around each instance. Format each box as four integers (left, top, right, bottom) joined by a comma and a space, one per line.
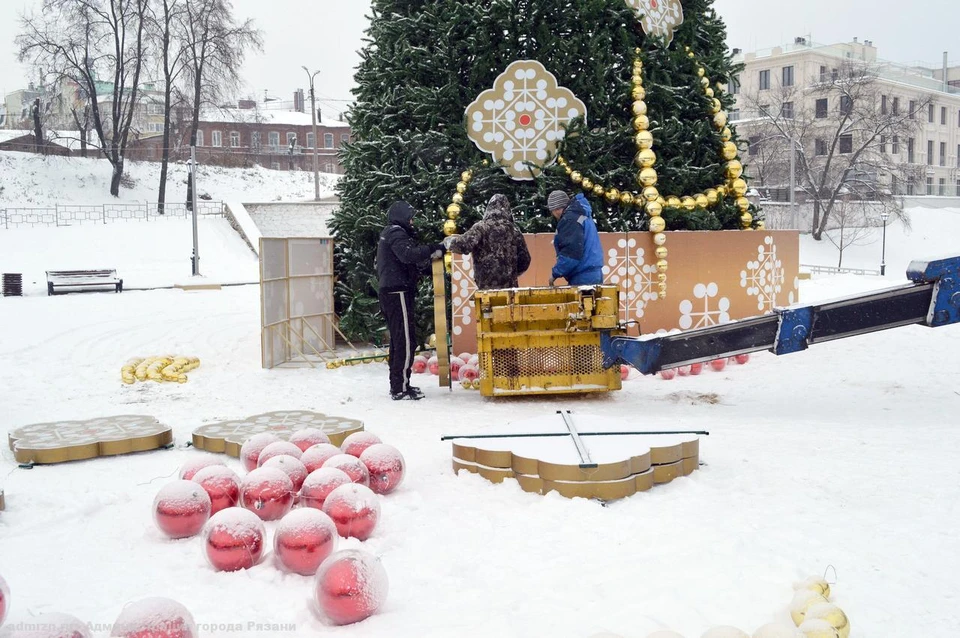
18, 0, 150, 196
823, 199, 880, 269
181, 0, 262, 207
739, 60, 928, 240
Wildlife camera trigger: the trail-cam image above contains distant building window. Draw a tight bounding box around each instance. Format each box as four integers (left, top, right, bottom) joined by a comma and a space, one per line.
892, 97, 899, 115
212, 130, 222, 147
759, 70, 770, 90
815, 99, 828, 119
230, 132, 240, 148
940, 142, 947, 166
941, 106, 947, 125
839, 134, 853, 154
831, 68, 839, 81
268, 132, 280, 149
748, 136, 760, 156
892, 136, 899, 154
907, 181, 915, 196
196, 130, 204, 147
782, 101, 794, 119
928, 103, 935, 122
909, 100, 916, 119
819, 65, 827, 82
782, 66, 794, 87
815, 139, 828, 156
840, 96, 853, 116
928, 140, 934, 165
939, 178, 946, 196
907, 138, 915, 163
251, 131, 261, 149
324, 133, 334, 148
728, 76, 740, 95
729, 109, 740, 121
881, 95, 888, 114
340, 133, 349, 144
324, 163, 335, 173
286, 132, 297, 147
926, 177, 934, 195
957, 180, 960, 197
306, 133, 315, 148
879, 135, 887, 154
270, 162, 280, 170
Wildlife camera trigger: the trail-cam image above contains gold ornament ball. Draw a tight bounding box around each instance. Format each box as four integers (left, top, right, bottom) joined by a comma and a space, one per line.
581, 177, 594, 191
571, 171, 583, 184
655, 246, 668, 260
446, 203, 461, 219
697, 66, 706, 77
605, 188, 621, 203
648, 215, 666, 233
635, 130, 655, 150
427, 333, 437, 348
646, 200, 663, 217
656, 196, 667, 207
736, 197, 751, 212
658, 281, 668, 293
642, 186, 660, 202
714, 111, 728, 129
653, 232, 667, 246
443, 253, 453, 270
443, 220, 458, 236
705, 88, 715, 100
565, 165, 573, 175
740, 212, 753, 227
658, 291, 667, 299
726, 160, 744, 180
706, 188, 719, 205
757, 220, 766, 230
688, 51, 695, 59
619, 191, 635, 207
482, 159, 489, 166
790, 592, 829, 627
731, 177, 748, 196
695, 194, 709, 208
631, 85, 647, 101
716, 81, 725, 91
633, 115, 650, 131
709, 98, 722, 114
720, 127, 733, 142
461, 170, 473, 182
681, 196, 696, 211
632, 100, 648, 116
452, 192, 464, 204
666, 196, 682, 208
593, 184, 606, 198
657, 259, 669, 272
805, 604, 850, 638
632, 73, 643, 86
722, 141, 739, 161
796, 578, 832, 602
638, 167, 658, 187
701, 76, 710, 88
717, 185, 728, 197
636, 148, 657, 168
657, 272, 667, 283
456, 181, 468, 194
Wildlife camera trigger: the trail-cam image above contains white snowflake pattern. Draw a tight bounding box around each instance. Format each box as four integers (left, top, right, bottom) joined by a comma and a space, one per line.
679, 283, 731, 330
740, 235, 795, 312
451, 254, 477, 337
625, 0, 685, 45
602, 238, 658, 323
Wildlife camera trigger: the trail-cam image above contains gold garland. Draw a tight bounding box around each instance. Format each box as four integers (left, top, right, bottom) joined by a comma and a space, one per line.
442, 169, 477, 273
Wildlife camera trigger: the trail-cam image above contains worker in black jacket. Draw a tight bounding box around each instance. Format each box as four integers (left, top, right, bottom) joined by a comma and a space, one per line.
376, 200, 444, 400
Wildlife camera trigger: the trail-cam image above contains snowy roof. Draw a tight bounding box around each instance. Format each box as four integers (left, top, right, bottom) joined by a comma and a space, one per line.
200, 107, 350, 128
0, 129, 92, 150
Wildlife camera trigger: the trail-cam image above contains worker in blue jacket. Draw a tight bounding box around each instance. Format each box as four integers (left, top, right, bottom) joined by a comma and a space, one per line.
546, 190, 604, 286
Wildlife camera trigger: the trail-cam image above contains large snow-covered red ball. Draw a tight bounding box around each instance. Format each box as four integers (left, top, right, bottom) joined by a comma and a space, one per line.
660, 369, 677, 380
0, 573, 8, 628
411, 355, 428, 374
274, 509, 339, 576
427, 355, 439, 375
458, 365, 479, 384
322, 483, 380, 541
322, 455, 370, 486
457, 352, 472, 363
314, 549, 388, 626
677, 365, 690, 377
449, 356, 465, 380
111, 597, 197, 638
240, 467, 294, 521
734, 353, 751, 365
153, 480, 212, 539
203, 508, 265, 572
620, 366, 630, 381
340, 432, 382, 458
178, 455, 225, 481
262, 454, 309, 492
300, 468, 353, 510
468, 355, 479, 368
302, 444, 343, 474
710, 358, 727, 371
239, 433, 280, 472
257, 441, 303, 467
359, 444, 406, 495
191, 465, 241, 515
288, 428, 332, 452
20, 612, 91, 637
689, 362, 704, 376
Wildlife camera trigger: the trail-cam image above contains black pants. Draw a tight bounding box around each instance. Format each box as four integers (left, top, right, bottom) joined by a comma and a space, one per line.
379, 289, 417, 394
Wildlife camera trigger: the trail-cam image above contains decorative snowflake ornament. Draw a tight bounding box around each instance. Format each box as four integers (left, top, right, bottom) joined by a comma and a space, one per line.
626, 0, 685, 45
740, 235, 794, 313
465, 60, 587, 180
451, 254, 477, 337
679, 283, 731, 330
602, 238, 659, 322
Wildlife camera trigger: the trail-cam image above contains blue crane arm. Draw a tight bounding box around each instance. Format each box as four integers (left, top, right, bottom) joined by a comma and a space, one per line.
601, 255, 960, 375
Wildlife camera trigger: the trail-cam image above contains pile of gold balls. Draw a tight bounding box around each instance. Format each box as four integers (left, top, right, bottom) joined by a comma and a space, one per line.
787, 575, 850, 638
121, 356, 200, 384
325, 353, 388, 370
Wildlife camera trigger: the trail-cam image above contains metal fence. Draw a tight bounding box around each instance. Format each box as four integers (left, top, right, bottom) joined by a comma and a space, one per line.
0, 201, 225, 229
801, 263, 881, 276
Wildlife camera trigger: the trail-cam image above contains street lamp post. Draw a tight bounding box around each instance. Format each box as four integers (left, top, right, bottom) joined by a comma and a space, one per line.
302, 66, 321, 202
880, 209, 890, 276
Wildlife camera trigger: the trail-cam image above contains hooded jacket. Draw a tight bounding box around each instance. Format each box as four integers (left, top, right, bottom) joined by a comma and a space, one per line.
448, 194, 531, 290
376, 201, 435, 293
552, 193, 604, 284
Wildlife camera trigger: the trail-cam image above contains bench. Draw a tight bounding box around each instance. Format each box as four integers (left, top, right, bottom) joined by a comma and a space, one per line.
46, 270, 123, 295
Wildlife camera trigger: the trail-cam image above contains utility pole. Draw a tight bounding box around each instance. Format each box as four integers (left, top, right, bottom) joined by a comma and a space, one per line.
190, 145, 200, 276
303, 66, 321, 201
790, 135, 797, 230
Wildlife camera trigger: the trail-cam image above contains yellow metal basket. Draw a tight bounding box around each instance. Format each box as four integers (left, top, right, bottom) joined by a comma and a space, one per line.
474, 286, 623, 397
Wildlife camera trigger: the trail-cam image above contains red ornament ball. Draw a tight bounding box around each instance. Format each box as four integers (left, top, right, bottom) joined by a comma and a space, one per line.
178, 455, 225, 481
660, 368, 677, 380
427, 355, 439, 376
340, 432, 382, 458
689, 362, 704, 376
111, 597, 197, 638
710, 358, 727, 371
274, 509, 339, 576
203, 507, 266, 572
301, 444, 344, 474
411, 355, 428, 374
449, 356, 465, 380
322, 483, 381, 541
468, 355, 479, 367
457, 352, 472, 363
620, 366, 630, 381
360, 444, 406, 495
262, 454, 309, 492
257, 440, 303, 467
191, 465, 241, 515
240, 467, 295, 521
0, 573, 8, 628
314, 549, 389, 626
153, 480, 212, 539
677, 365, 690, 377
239, 433, 280, 472
734, 353, 751, 365
323, 454, 370, 486
300, 468, 353, 510
458, 365, 479, 383
288, 428, 332, 452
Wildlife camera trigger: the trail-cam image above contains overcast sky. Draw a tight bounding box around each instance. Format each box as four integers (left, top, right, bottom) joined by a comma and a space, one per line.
2, 0, 958, 118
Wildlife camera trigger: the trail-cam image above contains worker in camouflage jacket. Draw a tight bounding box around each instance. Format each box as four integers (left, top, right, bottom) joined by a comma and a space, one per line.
443, 194, 531, 289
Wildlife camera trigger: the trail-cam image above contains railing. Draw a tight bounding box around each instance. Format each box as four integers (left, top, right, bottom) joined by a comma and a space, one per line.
801, 263, 881, 276
0, 202, 224, 229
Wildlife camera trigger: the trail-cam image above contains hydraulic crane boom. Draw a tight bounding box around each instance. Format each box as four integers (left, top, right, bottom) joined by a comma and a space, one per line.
601, 256, 960, 375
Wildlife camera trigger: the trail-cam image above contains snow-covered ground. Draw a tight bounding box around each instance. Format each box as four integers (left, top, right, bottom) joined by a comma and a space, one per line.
1, 206, 959, 638
0, 151, 338, 207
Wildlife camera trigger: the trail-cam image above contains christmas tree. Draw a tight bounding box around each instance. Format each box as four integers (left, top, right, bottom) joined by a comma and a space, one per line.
333, 0, 755, 341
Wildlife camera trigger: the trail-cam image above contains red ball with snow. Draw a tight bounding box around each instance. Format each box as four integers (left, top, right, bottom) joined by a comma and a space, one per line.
178, 455, 225, 481
191, 465, 241, 515
111, 597, 198, 638
239, 433, 280, 472
274, 509, 339, 576
734, 353, 751, 365
620, 366, 630, 380
315, 549, 389, 626
203, 507, 266, 572
240, 467, 295, 521
677, 365, 690, 376
689, 362, 704, 376
457, 352, 472, 363
411, 355, 428, 374
0, 573, 8, 629
360, 444, 406, 495
257, 441, 303, 467
262, 454, 309, 492
153, 480, 211, 539
458, 365, 479, 384
288, 428, 332, 452
301, 443, 344, 474
660, 368, 677, 380
300, 468, 353, 510
449, 356, 465, 380
427, 355, 439, 375
322, 483, 381, 541
710, 358, 727, 371
323, 454, 371, 486
340, 432, 382, 458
